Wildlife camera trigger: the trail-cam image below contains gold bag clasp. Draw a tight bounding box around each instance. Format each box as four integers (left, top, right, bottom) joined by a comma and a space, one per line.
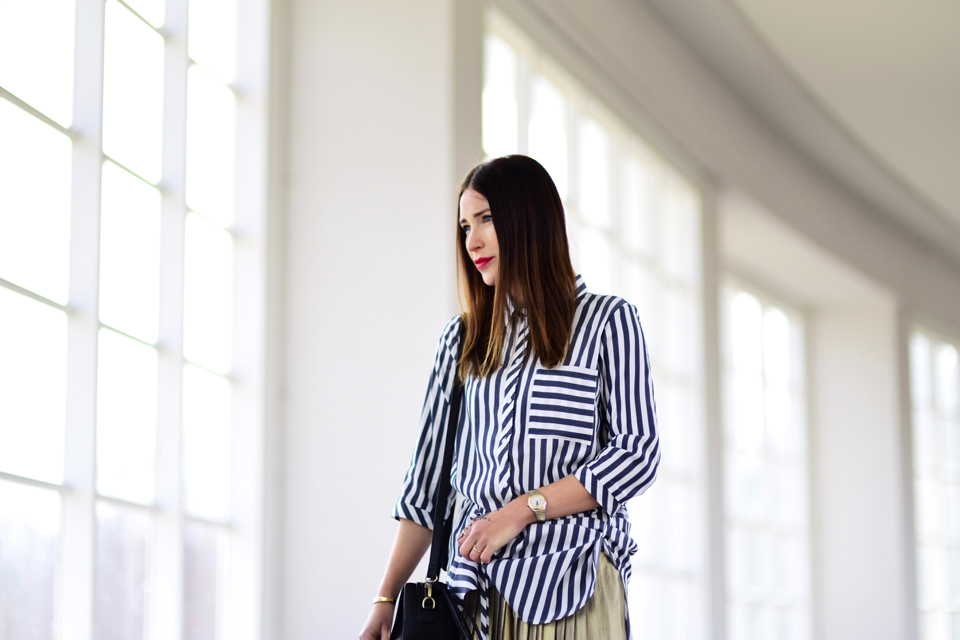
421, 582, 436, 610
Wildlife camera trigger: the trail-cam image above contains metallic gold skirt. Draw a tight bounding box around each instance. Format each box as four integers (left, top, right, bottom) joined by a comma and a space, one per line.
462, 553, 628, 640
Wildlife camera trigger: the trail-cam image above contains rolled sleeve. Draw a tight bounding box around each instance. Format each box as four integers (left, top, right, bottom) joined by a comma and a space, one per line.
575, 302, 660, 516
392, 316, 462, 530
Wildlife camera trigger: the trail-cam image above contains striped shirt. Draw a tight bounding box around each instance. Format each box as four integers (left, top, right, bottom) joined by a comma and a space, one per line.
394, 275, 659, 638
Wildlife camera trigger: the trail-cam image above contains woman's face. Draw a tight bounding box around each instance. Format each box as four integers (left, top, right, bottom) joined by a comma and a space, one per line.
459, 188, 499, 287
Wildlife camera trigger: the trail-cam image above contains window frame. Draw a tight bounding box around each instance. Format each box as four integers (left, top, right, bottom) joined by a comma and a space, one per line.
908, 324, 960, 640
0, 0, 271, 638
719, 276, 814, 640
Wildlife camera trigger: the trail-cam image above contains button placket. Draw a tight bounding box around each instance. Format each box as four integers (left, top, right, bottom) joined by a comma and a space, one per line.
494, 313, 528, 497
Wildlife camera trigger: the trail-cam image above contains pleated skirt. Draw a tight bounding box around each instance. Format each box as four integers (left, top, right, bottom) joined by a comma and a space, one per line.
462, 553, 628, 640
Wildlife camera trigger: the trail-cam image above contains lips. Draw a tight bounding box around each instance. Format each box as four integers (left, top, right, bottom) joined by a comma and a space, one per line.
474, 256, 494, 269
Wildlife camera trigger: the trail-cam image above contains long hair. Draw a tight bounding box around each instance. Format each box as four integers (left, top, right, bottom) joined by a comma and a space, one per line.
457, 155, 577, 380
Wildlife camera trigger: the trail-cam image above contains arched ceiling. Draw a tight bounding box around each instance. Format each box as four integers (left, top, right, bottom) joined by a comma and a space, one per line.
643, 0, 960, 258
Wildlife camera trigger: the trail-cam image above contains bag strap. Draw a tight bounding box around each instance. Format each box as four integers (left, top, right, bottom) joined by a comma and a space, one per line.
426, 321, 465, 582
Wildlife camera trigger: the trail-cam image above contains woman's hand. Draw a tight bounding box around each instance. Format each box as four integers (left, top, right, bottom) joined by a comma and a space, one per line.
359, 602, 394, 640
457, 498, 534, 564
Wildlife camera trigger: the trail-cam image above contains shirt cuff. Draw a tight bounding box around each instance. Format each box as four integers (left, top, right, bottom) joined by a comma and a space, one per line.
392, 501, 436, 530
574, 464, 622, 517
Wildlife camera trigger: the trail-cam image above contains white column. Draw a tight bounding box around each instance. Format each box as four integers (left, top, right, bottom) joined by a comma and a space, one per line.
812, 303, 913, 640
282, 0, 469, 637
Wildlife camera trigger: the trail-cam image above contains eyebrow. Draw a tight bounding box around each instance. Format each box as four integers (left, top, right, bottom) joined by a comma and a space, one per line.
459, 209, 491, 225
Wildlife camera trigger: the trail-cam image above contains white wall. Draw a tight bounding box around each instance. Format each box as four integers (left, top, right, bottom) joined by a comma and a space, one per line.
281, 1, 463, 637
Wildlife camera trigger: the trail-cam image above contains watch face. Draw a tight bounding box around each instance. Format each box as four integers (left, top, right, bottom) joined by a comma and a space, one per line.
530, 495, 546, 510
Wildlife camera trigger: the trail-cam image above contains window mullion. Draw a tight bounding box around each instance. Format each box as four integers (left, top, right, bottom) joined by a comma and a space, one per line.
60, 0, 106, 639
153, 1, 189, 639
225, 0, 270, 635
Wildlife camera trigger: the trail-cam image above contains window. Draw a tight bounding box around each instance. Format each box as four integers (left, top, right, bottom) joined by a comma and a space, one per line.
0, 0, 267, 638
721, 284, 811, 640
483, 11, 708, 638
910, 331, 960, 640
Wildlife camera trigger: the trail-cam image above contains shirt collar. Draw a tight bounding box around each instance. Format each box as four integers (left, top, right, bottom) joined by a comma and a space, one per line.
505, 274, 588, 316
575, 274, 588, 300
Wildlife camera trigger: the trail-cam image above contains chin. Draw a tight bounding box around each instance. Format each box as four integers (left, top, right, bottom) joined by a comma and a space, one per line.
481, 273, 498, 287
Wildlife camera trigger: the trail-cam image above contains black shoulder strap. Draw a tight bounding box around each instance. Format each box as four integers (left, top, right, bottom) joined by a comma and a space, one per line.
426, 321, 464, 581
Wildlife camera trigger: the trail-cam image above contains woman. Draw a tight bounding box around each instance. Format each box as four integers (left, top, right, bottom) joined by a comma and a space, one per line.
360, 155, 659, 640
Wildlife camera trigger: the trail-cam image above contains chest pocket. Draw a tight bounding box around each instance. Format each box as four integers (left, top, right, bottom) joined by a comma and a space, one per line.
527, 365, 599, 443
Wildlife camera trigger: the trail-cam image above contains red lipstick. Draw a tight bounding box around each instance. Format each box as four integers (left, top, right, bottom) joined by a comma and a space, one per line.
474, 256, 493, 269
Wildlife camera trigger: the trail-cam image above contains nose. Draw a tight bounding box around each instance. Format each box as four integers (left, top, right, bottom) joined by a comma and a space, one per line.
466, 228, 483, 253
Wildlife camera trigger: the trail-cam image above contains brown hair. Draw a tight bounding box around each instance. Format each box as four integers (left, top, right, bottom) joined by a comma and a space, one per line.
456, 155, 577, 379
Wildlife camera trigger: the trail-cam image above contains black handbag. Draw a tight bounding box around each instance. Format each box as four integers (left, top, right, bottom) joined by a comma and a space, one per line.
391, 329, 473, 640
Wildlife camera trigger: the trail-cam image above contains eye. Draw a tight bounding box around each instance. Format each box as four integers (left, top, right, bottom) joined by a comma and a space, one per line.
461, 224, 470, 233
482, 214, 493, 224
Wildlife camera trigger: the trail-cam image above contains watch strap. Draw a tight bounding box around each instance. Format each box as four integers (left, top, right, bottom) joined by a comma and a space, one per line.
528, 489, 547, 522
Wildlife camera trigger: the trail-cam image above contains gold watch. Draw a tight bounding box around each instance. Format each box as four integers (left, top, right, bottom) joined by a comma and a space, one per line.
527, 489, 547, 522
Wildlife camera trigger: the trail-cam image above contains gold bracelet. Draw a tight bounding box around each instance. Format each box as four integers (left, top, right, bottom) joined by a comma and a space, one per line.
372, 596, 396, 605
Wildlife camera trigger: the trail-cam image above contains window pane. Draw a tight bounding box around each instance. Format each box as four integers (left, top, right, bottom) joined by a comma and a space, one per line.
663, 176, 701, 285
914, 410, 937, 479
621, 153, 658, 258
182, 365, 231, 520
765, 383, 793, 457
578, 227, 613, 294
482, 34, 518, 158
912, 333, 933, 408
125, 0, 165, 28
528, 75, 568, 200
664, 287, 697, 380
937, 344, 960, 418
918, 544, 947, 611
186, 66, 236, 227
660, 385, 701, 478
183, 213, 234, 373
764, 308, 790, 382
0, 0, 75, 125
0, 480, 59, 640
915, 478, 941, 543
948, 483, 960, 544
724, 290, 811, 640
0, 99, 72, 304
99, 161, 161, 341
578, 117, 611, 228
95, 501, 149, 640
0, 288, 67, 484
102, 0, 164, 183
188, 0, 238, 83
184, 522, 225, 640
730, 372, 764, 452
950, 548, 960, 609
731, 292, 762, 373
97, 329, 157, 504
622, 261, 653, 321
912, 333, 960, 640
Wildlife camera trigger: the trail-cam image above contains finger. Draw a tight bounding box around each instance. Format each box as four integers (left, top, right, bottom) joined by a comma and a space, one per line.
457, 521, 474, 541
381, 622, 390, 640
470, 541, 485, 562
481, 545, 495, 564
459, 534, 470, 558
